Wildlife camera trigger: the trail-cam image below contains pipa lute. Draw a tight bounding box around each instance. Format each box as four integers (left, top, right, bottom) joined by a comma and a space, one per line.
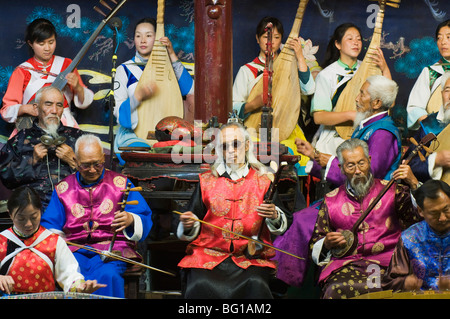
334, 0, 400, 140
134, 0, 184, 141
15, 0, 128, 131
435, 124, 450, 184
244, 0, 309, 141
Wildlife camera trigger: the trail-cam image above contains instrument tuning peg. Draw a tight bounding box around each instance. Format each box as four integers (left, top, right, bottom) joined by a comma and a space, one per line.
418, 152, 426, 162
409, 137, 419, 146
100, 0, 112, 10
94, 6, 107, 17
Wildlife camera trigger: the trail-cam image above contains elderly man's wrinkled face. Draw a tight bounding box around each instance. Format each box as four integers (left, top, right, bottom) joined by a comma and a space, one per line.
36, 88, 64, 129
76, 141, 105, 184
340, 146, 373, 198
419, 190, 450, 235
220, 126, 249, 170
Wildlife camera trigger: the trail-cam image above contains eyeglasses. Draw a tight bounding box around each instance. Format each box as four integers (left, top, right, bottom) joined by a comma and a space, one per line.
343, 160, 369, 173
78, 161, 105, 171
221, 140, 243, 152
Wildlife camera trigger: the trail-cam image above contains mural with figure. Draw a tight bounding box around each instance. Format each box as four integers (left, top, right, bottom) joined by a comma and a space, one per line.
0, 0, 448, 147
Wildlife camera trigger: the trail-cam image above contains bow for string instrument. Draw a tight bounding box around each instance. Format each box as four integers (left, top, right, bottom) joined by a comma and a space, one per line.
334, 0, 400, 140
16, 0, 128, 131
245, 0, 309, 141
245, 161, 288, 258
331, 132, 437, 258
101, 182, 140, 261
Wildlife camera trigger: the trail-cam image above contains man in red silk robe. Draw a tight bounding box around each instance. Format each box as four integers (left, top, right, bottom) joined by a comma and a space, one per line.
177, 122, 288, 299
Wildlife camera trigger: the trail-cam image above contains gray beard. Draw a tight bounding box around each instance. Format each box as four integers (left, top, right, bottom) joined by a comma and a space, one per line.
353, 111, 371, 129
349, 172, 374, 199
43, 123, 59, 138
444, 107, 450, 124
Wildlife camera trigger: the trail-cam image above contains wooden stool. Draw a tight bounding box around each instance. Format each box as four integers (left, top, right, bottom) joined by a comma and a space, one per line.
123, 264, 144, 299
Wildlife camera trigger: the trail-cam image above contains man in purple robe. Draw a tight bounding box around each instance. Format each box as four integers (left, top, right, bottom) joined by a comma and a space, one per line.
296, 75, 402, 187
309, 139, 420, 299
41, 134, 153, 298
274, 76, 403, 290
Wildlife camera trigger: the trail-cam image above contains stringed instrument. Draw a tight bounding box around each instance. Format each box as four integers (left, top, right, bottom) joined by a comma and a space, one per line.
246, 161, 288, 258
334, 0, 400, 140
101, 183, 141, 261
331, 132, 437, 258
435, 124, 450, 184
244, 0, 309, 141
134, 0, 184, 141
15, 0, 128, 131
426, 62, 450, 113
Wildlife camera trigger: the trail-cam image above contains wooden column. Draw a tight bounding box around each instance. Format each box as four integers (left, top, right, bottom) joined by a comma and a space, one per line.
194, 0, 233, 123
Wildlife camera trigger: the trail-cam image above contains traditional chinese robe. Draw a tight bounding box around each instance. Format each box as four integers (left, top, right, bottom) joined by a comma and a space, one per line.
0, 226, 84, 294
382, 221, 450, 291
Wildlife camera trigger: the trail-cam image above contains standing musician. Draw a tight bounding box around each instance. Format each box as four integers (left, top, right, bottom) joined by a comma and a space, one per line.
0, 86, 82, 210
382, 179, 450, 292
1, 18, 94, 137
177, 121, 289, 299
232, 16, 315, 176
113, 17, 194, 164
311, 23, 391, 157
406, 19, 450, 130
407, 71, 450, 183
310, 138, 420, 299
41, 134, 153, 298
0, 186, 106, 296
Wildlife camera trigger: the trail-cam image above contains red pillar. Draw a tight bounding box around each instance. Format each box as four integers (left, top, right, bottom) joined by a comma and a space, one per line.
194, 0, 233, 124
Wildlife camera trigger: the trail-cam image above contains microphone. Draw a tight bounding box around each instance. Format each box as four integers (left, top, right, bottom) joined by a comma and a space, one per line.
108, 17, 122, 30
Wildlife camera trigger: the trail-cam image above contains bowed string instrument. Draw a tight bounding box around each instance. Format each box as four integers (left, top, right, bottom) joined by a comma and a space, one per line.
245, 161, 288, 259
67, 182, 176, 277
172, 161, 305, 261
331, 132, 437, 258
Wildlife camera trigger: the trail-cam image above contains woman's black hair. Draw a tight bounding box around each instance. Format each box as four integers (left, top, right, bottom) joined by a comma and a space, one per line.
25, 18, 57, 56
413, 179, 450, 210
7, 186, 43, 218
322, 23, 361, 68
255, 16, 284, 39
435, 19, 450, 39
134, 17, 157, 34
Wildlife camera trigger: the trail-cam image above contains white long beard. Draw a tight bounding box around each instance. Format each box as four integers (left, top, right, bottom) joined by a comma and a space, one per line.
43, 123, 59, 138
349, 172, 374, 199
444, 107, 450, 124
353, 111, 371, 129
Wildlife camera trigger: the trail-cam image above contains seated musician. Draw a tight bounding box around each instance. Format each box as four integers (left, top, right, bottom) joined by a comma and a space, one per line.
1, 18, 94, 138
41, 134, 153, 298
232, 16, 315, 175
176, 121, 288, 299
0, 86, 82, 210
296, 75, 402, 187
0, 186, 105, 295
406, 19, 450, 130
310, 138, 420, 299
406, 71, 450, 183
113, 17, 194, 164
382, 179, 449, 292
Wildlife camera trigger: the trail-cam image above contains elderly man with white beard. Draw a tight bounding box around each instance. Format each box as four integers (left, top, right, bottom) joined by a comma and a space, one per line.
0, 86, 82, 209
296, 75, 402, 188
310, 138, 421, 299
406, 71, 450, 183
